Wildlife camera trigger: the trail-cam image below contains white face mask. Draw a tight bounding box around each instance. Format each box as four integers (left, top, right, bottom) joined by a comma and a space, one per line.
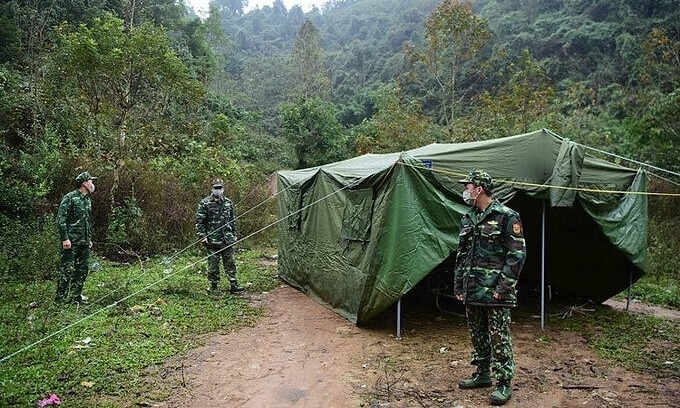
212, 188, 224, 197
462, 187, 480, 205
86, 182, 95, 193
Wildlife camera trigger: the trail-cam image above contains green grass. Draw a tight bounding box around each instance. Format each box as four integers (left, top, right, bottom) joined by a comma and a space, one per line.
616, 274, 680, 309
0, 247, 280, 407
542, 301, 680, 382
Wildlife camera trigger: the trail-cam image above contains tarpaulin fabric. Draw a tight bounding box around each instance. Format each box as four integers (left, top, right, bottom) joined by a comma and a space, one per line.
276, 129, 648, 325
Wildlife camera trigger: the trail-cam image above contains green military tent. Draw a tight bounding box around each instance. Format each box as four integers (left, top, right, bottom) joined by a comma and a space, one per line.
276, 129, 648, 325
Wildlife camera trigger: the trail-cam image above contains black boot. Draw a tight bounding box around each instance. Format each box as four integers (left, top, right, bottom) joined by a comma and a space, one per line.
207, 282, 221, 295
229, 281, 244, 293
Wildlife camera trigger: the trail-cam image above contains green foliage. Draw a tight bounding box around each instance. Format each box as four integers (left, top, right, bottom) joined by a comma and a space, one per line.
354, 85, 444, 154
625, 275, 680, 310
588, 309, 679, 379
0, 248, 280, 407
0, 215, 59, 282
106, 197, 144, 249
288, 19, 331, 100
644, 186, 680, 287
475, 49, 555, 138
401, 0, 492, 131
279, 97, 348, 168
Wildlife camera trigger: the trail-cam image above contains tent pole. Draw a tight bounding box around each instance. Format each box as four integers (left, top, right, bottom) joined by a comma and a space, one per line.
541, 200, 546, 330
396, 298, 402, 339
626, 265, 633, 312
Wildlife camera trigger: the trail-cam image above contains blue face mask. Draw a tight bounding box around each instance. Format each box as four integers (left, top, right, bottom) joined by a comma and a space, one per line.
212, 188, 224, 197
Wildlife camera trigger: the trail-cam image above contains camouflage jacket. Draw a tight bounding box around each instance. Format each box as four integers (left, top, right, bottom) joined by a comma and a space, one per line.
56, 189, 93, 245
453, 200, 526, 307
195, 194, 237, 246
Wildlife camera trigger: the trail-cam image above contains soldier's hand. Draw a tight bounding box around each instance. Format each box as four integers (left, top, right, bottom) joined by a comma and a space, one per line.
455, 294, 463, 301
493, 292, 505, 300
200, 238, 208, 245
62, 239, 71, 250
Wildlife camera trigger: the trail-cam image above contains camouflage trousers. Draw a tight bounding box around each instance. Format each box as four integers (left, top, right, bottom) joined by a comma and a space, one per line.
465, 305, 515, 381
206, 244, 237, 285
55, 244, 90, 302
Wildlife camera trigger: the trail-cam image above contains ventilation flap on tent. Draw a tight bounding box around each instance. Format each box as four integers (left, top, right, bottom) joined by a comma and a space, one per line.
580, 168, 649, 270
549, 139, 585, 207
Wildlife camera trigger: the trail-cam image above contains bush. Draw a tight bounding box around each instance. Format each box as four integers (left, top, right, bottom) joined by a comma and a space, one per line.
0, 214, 59, 282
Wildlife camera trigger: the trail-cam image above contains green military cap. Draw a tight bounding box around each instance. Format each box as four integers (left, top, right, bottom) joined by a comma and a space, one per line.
458, 170, 493, 191
75, 171, 98, 186
211, 178, 224, 187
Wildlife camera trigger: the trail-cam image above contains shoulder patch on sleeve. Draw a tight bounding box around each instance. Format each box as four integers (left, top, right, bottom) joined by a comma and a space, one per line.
512, 222, 522, 235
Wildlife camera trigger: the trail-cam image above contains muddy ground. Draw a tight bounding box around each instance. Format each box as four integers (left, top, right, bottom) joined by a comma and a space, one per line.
157, 284, 679, 408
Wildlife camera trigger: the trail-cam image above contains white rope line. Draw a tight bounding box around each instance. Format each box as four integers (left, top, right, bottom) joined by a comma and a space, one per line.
544, 128, 680, 186
70, 179, 297, 313
0, 175, 362, 364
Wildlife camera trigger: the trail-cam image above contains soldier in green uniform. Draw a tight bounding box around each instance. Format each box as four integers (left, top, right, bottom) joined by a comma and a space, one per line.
453, 170, 526, 406
55, 171, 97, 304
195, 178, 244, 295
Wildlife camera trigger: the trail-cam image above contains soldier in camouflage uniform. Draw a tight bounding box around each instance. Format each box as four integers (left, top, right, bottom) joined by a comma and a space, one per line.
55, 171, 97, 304
453, 170, 526, 406
195, 178, 244, 295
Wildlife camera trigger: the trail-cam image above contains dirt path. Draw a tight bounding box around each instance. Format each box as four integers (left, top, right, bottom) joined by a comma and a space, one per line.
160, 284, 679, 408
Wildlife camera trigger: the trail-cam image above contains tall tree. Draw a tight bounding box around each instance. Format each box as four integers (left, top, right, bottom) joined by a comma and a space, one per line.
476, 49, 555, 138
354, 85, 443, 154
401, 0, 491, 136
279, 98, 345, 169
287, 19, 331, 101
47, 13, 204, 210
629, 28, 680, 170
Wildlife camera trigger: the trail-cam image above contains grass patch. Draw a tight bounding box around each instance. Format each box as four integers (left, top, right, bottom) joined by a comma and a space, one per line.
0, 246, 280, 407
615, 274, 680, 310
544, 302, 680, 381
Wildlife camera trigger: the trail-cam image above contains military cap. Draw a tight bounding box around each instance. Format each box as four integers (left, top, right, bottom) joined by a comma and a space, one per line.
75, 171, 97, 185
458, 170, 493, 191
211, 178, 224, 187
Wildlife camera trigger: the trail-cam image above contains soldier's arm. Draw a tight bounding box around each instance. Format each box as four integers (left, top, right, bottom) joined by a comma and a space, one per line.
497, 213, 526, 294
195, 201, 208, 240
56, 194, 71, 242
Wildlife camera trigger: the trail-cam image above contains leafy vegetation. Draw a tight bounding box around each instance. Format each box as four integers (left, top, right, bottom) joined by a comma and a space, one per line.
0, 247, 280, 407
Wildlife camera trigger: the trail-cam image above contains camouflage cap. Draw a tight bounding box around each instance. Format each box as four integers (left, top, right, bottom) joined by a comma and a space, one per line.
211, 178, 224, 187
458, 170, 493, 191
75, 171, 97, 186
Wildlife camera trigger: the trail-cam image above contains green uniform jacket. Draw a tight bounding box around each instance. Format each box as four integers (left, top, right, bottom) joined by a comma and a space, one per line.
454, 200, 526, 307
56, 189, 93, 245
195, 195, 237, 246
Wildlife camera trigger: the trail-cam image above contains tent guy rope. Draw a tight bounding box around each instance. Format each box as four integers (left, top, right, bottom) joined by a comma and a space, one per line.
0, 176, 362, 365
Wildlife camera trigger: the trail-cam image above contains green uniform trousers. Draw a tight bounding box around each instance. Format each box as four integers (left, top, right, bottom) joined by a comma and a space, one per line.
206, 244, 237, 285
465, 305, 515, 381
55, 244, 90, 302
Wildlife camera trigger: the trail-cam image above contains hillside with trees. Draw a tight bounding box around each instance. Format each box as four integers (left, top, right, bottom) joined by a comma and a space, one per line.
1, 0, 679, 283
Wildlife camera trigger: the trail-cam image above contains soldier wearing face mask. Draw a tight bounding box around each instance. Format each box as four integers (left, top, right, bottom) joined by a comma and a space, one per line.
55, 171, 97, 304
453, 170, 526, 406
195, 178, 244, 295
